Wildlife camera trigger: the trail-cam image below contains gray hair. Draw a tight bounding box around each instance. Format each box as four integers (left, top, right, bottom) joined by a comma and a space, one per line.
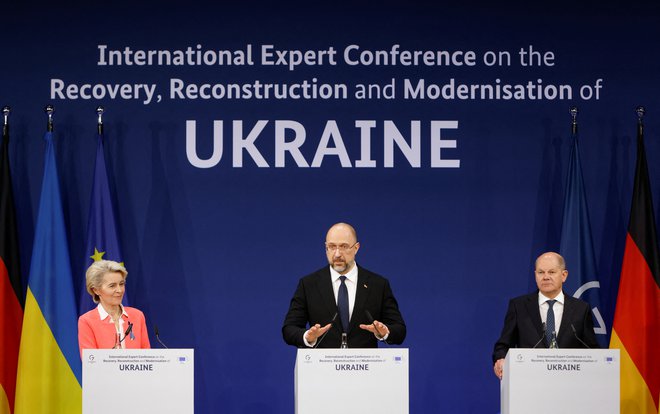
86, 260, 128, 303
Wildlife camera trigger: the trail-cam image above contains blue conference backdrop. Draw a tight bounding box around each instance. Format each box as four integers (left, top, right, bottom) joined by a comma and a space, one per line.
3, 1, 660, 412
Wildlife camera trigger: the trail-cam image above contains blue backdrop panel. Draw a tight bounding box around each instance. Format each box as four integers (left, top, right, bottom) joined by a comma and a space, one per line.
3, 1, 660, 412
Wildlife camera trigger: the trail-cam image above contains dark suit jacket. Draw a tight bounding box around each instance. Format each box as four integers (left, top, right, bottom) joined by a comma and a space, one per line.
492, 291, 599, 362
282, 265, 406, 348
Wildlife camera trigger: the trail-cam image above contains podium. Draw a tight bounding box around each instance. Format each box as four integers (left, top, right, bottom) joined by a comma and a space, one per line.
501, 348, 620, 414
82, 349, 194, 414
295, 348, 409, 414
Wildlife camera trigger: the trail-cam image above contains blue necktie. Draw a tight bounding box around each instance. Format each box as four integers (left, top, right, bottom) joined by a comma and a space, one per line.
338, 276, 349, 333
545, 299, 556, 347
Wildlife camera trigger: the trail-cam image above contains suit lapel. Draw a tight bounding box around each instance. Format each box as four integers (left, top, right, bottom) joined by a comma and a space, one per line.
350, 268, 371, 333
317, 267, 338, 317
525, 293, 544, 337
558, 293, 573, 343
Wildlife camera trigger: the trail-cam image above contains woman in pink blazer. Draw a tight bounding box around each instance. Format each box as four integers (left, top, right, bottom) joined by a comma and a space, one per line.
78, 260, 150, 358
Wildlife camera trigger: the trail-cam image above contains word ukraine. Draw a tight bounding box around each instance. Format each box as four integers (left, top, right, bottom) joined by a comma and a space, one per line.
186, 119, 460, 168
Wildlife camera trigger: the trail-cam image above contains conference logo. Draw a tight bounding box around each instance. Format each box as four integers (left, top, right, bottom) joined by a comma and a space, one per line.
573, 281, 607, 335
87, 354, 96, 364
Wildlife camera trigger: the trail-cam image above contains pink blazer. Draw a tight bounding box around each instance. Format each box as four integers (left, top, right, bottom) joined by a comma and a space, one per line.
78, 306, 151, 358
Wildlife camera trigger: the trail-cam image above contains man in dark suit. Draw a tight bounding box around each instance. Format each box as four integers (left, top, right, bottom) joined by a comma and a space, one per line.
282, 223, 406, 348
492, 252, 599, 379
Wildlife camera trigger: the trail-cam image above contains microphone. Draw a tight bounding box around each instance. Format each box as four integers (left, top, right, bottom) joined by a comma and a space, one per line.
313, 313, 337, 349
571, 324, 591, 349
119, 322, 134, 344
364, 310, 384, 338
550, 332, 559, 349
532, 322, 546, 348
153, 325, 169, 349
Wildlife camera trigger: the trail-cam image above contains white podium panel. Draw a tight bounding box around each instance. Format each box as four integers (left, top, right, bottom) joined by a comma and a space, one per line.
295, 348, 409, 414
82, 349, 194, 414
501, 348, 619, 414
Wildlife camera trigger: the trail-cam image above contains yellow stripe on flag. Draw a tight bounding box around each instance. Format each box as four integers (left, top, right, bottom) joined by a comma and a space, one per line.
1, 386, 10, 414
610, 329, 658, 414
14, 289, 81, 414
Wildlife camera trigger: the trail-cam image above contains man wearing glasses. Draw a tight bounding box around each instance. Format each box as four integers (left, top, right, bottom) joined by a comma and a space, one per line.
282, 222, 406, 348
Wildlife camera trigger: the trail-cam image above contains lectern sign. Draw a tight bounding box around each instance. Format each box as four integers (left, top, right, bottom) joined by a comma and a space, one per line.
83, 349, 194, 414
300, 351, 402, 371
295, 349, 409, 414
512, 351, 614, 373
501, 349, 619, 414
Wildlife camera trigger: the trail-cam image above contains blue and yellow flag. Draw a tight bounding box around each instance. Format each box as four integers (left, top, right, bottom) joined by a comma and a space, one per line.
78, 132, 127, 315
14, 131, 81, 414
559, 122, 607, 347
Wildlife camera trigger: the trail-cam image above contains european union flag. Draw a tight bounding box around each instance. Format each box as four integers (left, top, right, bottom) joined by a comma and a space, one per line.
78, 132, 128, 315
559, 120, 607, 347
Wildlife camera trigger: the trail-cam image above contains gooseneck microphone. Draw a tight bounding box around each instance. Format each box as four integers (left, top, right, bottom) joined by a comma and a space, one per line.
571, 324, 591, 349
364, 310, 384, 339
532, 322, 547, 348
119, 322, 134, 344
313, 313, 337, 349
549, 332, 559, 349
154, 325, 169, 349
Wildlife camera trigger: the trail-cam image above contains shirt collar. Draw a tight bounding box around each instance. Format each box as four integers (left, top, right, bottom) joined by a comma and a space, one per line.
329, 263, 359, 283
538, 290, 565, 306
97, 303, 128, 322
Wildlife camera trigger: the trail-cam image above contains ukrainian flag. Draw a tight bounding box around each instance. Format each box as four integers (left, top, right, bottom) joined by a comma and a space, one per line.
14, 131, 81, 413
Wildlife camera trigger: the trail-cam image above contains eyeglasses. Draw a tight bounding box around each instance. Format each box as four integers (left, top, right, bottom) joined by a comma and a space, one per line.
325, 242, 358, 253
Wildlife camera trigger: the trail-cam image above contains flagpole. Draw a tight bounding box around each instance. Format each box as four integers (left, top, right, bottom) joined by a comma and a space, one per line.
636, 105, 645, 134
45, 104, 54, 132
569, 106, 578, 136
2, 105, 9, 136
96, 105, 104, 135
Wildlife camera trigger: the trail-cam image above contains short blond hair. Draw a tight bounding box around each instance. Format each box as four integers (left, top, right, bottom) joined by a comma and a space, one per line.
86, 260, 128, 303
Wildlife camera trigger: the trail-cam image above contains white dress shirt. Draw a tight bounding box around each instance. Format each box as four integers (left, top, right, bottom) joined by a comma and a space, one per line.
303, 264, 359, 347
538, 291, 565, 336
97, 303, 129, 349
329, 264, 358, 320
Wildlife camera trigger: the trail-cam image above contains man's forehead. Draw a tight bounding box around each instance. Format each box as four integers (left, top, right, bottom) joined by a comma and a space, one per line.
536, 256, 560, 268
326, 227, 355, 242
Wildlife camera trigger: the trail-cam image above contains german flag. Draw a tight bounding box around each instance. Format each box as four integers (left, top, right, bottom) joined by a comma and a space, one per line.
0, 114, 23, 413
610, 113, 660, 413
